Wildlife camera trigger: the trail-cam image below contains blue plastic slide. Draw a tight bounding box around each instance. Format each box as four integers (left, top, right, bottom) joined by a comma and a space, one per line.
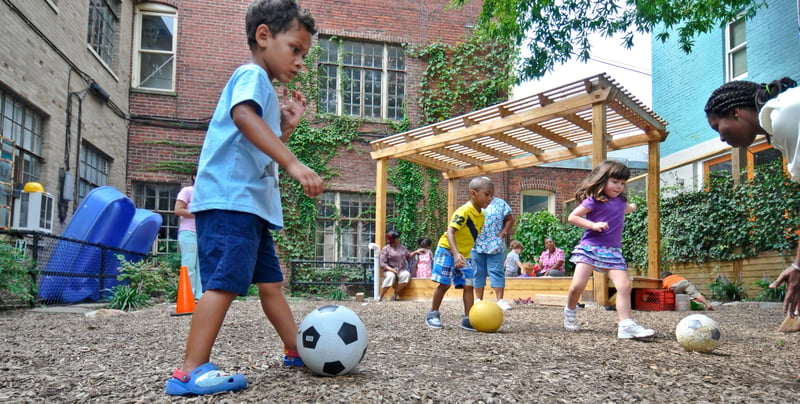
38, 187, 161, 303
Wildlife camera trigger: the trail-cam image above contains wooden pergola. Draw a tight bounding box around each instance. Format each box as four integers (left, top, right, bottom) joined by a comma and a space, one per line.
370, 74, 668, 297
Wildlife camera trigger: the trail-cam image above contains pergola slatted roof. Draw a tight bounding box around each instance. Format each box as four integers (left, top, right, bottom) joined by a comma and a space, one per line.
369, 73, 669, 288
370, 73, 667, 179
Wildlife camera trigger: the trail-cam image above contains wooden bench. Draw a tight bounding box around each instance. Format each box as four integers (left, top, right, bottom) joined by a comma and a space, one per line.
397, 275, 662, 306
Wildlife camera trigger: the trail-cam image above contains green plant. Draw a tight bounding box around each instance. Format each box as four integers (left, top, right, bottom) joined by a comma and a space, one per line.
622, 161, 800, 267
106, 285, 150, 311
327, 287, 349, 301
707, 275, 747, 302
753, 276, 786, 302
410, 36, 514, 124
0, 242, 37, 306
290, 263, 367, 298
513, 211, 581, 272
106, 255, 177, 310
115, 255, 175, 298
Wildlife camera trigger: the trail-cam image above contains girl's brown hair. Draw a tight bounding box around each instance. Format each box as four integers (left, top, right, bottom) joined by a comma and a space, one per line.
575, 160, 630, 203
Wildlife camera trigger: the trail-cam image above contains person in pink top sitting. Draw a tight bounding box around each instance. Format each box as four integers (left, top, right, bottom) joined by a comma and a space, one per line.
537, 238, 565, 277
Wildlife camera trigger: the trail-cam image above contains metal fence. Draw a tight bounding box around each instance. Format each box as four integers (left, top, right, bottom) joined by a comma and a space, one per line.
289, 260, 373, 299
0, 229, 150, 307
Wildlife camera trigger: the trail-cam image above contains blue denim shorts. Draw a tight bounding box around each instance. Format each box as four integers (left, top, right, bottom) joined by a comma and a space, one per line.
431, 247, 474, 288
196, 210, 283, 296
471, 250, 506, 288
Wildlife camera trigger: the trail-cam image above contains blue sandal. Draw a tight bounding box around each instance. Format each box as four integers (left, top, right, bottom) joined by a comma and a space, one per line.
282, 348, 305, 367
165, 362, 246, 396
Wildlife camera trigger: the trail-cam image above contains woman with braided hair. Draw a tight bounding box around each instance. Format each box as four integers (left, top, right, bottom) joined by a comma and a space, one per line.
705, 77, 800, 318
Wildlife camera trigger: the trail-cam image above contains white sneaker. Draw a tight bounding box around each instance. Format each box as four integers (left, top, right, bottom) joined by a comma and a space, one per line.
474, 298, 481, 303
563, 307, 580, 331
496, 299, 512, 311
618, 320, 655, 339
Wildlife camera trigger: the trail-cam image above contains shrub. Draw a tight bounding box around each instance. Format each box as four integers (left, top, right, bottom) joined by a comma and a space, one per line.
106, 285, 150, 311
106, 255, 177, 311
708, 275, 747, 302
0, 242, 37, 306
753, 276, 786, 302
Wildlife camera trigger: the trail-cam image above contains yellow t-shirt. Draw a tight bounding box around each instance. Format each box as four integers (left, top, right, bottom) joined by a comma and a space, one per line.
437, 201, 484, 258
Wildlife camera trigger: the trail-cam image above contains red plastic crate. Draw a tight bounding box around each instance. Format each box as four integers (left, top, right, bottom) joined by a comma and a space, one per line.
634, 288, 675, 311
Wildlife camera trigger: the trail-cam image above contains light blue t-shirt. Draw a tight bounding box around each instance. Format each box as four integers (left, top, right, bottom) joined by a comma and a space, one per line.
191, 64, 284, 229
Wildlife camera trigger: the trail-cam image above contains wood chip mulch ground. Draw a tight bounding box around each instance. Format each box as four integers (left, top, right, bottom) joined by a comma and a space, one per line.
0, 297, 798, 403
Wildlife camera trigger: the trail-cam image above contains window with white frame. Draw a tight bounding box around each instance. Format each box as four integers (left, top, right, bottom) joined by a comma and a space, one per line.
87, 0, 121, 67
726, 17, 747, 81
316, 192, 395, 262
319, 38, 405, 120
521, 189, 554, 214
134, 4, 177, 91
77, 143, 109, 204
132, 182, 180, 255
0, 87, 43, 186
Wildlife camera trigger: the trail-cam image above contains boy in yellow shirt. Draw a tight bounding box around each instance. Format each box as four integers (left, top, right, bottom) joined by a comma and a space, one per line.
426, 177, 494, 330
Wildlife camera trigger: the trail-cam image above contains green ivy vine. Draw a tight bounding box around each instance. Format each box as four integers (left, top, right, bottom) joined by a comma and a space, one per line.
385, 36, 515, 245
409, 35, 516, 124
273, 34, 515, 261
621, 161, 800, 274
143, 141, 201, 174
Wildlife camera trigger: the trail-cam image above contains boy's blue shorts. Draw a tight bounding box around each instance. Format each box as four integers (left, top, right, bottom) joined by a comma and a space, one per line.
196, 209, 283, 296
431, 246, 474, 289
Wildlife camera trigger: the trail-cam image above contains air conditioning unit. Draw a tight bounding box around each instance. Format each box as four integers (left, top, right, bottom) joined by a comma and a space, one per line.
13, 191, 54, 232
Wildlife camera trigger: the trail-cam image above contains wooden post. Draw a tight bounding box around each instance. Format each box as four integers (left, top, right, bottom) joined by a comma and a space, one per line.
375, 158, 387, 249
591, 101, 610, 305
647, 138, 661, 279
447, 178, 457, 221
731, 147, 747, 185
591, 102, 607, 167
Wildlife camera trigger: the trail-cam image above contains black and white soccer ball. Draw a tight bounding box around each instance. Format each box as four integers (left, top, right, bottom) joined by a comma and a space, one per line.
297, 305, 368, 376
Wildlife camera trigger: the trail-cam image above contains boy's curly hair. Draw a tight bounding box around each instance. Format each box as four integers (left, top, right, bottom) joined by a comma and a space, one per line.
246, 0, 316, 50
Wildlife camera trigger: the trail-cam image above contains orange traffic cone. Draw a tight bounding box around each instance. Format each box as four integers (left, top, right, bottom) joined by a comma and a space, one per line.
171, 265, 196, 316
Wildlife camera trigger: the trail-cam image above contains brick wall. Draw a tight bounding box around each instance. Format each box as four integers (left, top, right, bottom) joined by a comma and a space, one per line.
451, 166, 590, 218
1, 0, 133, 233
128, 0, 483, 193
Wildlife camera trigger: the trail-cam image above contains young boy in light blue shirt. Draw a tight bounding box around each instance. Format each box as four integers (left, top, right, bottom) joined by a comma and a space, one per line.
165, 0, 323, 396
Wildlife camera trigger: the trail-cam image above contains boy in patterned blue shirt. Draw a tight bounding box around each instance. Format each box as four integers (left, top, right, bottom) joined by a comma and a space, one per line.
425, 177, 493, 330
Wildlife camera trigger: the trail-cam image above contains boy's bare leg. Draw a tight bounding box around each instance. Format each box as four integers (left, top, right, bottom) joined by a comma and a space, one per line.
182, 289, 237, 371
694, 294, 714, 310
474, 286, 485, 300
431, 283, 450, 311
462, 285, 474, 316
257, 282, 298, 350
493, 286, 504, 301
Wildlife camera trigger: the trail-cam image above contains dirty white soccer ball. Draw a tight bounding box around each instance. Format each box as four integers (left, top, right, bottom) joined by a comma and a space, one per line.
675, 314, 721, 353
297, 305, 368, 376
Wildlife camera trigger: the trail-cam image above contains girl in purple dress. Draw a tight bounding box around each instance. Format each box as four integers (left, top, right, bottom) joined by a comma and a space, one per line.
563, 160, 655, 339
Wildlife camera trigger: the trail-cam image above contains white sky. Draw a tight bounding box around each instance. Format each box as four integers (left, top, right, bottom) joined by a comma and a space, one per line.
512, 32, 652, 106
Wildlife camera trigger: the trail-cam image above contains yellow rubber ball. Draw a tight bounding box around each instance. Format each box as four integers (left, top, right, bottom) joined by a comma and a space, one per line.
468, 300, 504, 332
23, 182, 45, 193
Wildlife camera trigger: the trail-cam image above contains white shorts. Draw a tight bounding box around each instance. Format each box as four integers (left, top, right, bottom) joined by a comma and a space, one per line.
381, 270, 410, 287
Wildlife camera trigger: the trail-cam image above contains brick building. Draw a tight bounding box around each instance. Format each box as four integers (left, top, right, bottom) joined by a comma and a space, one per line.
2, 0, 594, 259
1, 0, 133, 234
